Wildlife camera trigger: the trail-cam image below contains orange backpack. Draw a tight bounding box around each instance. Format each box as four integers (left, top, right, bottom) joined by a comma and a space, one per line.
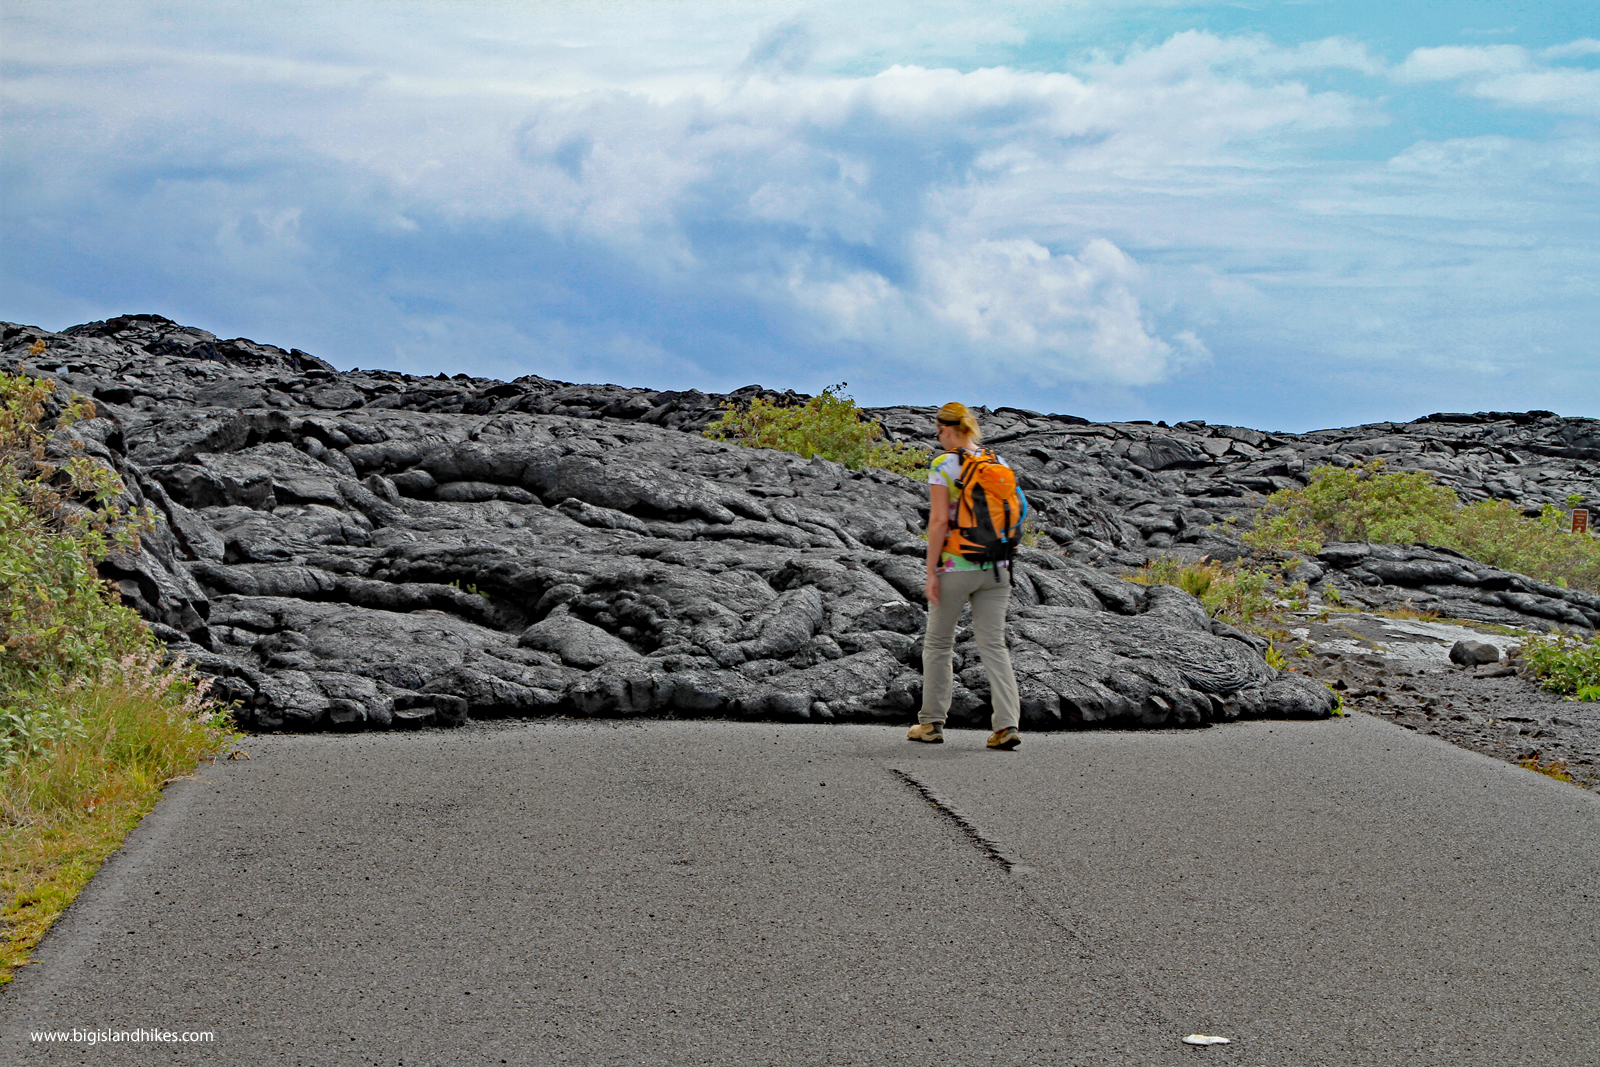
943, 449, 1028, 573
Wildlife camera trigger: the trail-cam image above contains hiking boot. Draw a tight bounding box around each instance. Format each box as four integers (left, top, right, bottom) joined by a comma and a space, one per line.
986, 726, 1021, 750
907, 721, 944, 744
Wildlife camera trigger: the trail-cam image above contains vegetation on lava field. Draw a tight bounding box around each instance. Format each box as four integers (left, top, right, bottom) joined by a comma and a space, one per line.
704, 383, 931, 478
1244, 460, 1600, 592
1517, 755, 1577, 783
1, 354, 239, 984
1520, 632, 1600, 701
1126, 556, 1308, 636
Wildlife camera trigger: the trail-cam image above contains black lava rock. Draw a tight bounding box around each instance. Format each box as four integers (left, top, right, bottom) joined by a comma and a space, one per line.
7, 313, 1595, 730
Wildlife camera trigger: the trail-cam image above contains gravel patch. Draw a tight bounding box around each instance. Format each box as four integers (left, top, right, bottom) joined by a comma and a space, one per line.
1294, 611, 1598, 788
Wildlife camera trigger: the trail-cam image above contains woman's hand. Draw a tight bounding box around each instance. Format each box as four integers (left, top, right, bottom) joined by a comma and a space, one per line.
925, 570, 940, 608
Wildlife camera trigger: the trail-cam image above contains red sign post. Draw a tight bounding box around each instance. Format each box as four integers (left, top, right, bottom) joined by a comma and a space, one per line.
1574, 509, 1589, 535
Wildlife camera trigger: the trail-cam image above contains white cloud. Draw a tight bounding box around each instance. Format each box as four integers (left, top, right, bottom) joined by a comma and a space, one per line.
1101, 30, 1382, 78
1472, 68, 1600, 117
914, 235, 1187, 386
1543, 38, 1600, 59
1395, 45, 1530, 81
783, 233, 1193, 386
1394, 40, 1600, 117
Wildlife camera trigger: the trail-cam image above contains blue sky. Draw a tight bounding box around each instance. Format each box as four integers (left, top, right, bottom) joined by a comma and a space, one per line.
2, 1, 1596, 431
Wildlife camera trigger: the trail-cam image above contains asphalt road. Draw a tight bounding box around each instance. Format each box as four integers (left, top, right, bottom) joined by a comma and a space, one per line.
2, 713, 1596, 1066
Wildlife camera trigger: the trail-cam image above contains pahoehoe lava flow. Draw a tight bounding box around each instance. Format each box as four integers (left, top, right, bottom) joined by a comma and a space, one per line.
4, 313, 1596, 733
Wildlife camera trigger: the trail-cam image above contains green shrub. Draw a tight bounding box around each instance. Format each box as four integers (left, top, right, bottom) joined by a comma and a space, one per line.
1245, 460, 1459, 552
1210, 565, 1306, 631
1246, 460, 1600, 591
1127, 558, 1307, 634
1, 494, 153, 722
3, 358, 158, 735
1521, 632, 1600, 701
1127, 556, 1182, 587
1129, 556, 1194, 593
705, 383, 930, 478
1, 358, 238, 982
1450, 499, 1600, 592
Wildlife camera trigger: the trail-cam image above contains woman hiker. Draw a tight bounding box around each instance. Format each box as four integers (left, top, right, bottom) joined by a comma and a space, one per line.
907, 402, 1023, 750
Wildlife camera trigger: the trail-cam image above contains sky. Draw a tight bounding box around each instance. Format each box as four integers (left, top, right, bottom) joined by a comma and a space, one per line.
2, 1, 1597, 431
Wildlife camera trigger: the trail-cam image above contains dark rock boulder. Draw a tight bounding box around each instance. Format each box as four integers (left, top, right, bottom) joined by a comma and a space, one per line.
1449, 639, 1504, 667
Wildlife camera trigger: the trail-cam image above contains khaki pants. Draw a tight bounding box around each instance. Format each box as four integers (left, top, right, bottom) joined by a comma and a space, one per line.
918, 567, 1021, 732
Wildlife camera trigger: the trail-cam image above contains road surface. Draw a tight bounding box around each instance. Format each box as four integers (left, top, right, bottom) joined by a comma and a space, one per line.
2, 713, 1597, 1065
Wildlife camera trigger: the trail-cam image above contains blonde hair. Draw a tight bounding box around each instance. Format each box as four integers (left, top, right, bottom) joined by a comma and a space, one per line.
936, 401, 982, 443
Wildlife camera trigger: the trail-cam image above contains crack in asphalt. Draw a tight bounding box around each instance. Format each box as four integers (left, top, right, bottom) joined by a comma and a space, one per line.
888, 765, 1183, 1036
888, 767, 1023, 872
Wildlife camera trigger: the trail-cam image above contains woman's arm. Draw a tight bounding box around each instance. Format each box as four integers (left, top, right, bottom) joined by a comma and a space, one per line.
925, 483, 949, 607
